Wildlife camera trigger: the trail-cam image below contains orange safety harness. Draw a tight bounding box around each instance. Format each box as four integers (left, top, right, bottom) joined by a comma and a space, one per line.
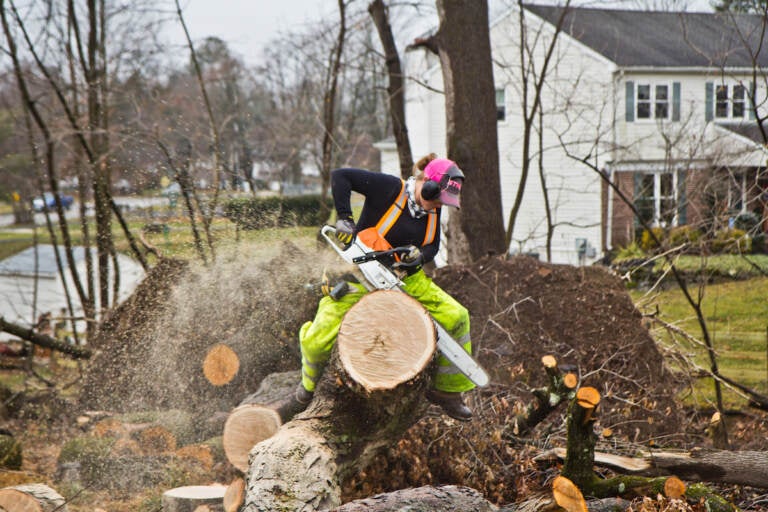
356, 179, 438, 254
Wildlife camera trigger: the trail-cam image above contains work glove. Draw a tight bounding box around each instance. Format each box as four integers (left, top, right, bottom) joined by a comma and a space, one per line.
395, 245, 423, 269
335, 218, 356, 245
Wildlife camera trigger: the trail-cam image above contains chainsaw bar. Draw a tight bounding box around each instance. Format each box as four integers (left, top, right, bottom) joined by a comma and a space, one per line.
320, 225, 489, 387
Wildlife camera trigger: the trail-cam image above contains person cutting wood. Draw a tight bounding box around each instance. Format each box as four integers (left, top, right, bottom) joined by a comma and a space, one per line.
296, 153, 475, 421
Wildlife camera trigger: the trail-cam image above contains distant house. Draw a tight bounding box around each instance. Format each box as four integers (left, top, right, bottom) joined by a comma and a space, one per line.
0, 245, 145, 340
392, 5, 768, 264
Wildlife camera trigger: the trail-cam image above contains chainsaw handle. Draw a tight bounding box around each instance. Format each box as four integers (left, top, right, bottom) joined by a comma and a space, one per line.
352, 246, 412, 264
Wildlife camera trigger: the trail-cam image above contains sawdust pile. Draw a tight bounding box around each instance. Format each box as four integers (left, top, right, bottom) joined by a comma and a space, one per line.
80, 241, 336, 420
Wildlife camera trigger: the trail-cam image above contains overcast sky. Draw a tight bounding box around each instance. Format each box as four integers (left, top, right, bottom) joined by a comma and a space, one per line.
164, 0, 339, 64
164, 0, 716, 66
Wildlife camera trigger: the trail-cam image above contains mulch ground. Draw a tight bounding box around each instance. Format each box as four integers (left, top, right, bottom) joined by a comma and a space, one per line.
6, 249, 768, 510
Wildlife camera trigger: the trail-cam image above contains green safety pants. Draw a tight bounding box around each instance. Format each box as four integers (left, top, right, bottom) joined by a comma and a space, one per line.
299, 269, 475, 393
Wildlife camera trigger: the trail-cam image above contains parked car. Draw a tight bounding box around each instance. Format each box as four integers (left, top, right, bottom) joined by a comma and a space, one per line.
32, 192, 75, 212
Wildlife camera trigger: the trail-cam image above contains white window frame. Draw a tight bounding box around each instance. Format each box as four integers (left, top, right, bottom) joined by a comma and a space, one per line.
727, 172, 748, 214
637, 171, 679, 227
715, 83, 749, 120
636, 82, 671, 121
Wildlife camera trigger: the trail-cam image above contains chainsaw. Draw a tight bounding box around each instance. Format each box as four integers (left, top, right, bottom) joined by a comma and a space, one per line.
320, 225, 489, 388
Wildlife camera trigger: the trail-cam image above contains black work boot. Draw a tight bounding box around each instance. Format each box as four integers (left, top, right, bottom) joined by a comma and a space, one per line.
426, 389, 473, 421
295, 383, 314, 406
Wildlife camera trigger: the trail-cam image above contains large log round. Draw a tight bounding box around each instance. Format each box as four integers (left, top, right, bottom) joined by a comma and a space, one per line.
337, 289, 435, 392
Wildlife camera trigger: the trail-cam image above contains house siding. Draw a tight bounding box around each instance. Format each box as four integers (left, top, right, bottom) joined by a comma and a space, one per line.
399, 6, 768, 264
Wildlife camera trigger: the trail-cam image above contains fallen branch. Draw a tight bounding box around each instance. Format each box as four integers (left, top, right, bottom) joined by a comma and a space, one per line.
0, 317, 91, 359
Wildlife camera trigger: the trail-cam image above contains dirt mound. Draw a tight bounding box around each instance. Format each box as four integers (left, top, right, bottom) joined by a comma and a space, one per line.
343, 255, 690, 505
435, 254, 684, 439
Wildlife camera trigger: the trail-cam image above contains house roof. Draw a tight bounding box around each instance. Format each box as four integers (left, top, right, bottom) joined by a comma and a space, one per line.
0, 245, 89, 279
523, 4, 768, 68
716, 122, 768, 145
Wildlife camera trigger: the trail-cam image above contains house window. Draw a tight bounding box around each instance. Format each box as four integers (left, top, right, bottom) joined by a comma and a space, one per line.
635, 171, 678, 227
496, 89, 506, 121
715, 83, 748, 120
636, 83, 669, 120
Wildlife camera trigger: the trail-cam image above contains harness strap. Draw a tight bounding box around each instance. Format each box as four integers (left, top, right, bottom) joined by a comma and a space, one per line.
375, 180, 407, 236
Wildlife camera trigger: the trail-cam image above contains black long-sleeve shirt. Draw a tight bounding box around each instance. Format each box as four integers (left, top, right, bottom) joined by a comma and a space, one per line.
331, 168, 441, 264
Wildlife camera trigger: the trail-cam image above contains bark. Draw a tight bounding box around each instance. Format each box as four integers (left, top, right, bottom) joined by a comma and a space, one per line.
243, 350, 433, 510
333, 485, 497, 511
368, 0, 413, 179
539, 446, 768, 489
506, 355, 577, 437
0, 317, 91, 359
434, 0, 506, 262
0, 483, 68, 512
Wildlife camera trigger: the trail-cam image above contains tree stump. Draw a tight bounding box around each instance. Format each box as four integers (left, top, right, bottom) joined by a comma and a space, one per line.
243, 290, 438, 511
0, 483, 68, 512
161, 485, 226, 512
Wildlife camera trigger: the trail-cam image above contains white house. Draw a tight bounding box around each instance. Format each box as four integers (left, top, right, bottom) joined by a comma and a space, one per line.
392, 5, 768, 264
0, 244, 145, 340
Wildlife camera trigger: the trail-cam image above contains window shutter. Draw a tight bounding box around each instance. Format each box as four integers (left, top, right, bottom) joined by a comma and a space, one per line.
749, 81, 756, 120
672, 82, 681, 121
633, 171, 642, 231
676, 169, 686, 225
625, 81, 635, 122
705, 82, 714, 122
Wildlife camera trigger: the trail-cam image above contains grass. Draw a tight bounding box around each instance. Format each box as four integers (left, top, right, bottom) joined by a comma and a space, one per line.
631, 276, 768, 408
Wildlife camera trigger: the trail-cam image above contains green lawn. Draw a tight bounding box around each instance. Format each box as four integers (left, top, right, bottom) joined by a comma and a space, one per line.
631, 276, 768, 407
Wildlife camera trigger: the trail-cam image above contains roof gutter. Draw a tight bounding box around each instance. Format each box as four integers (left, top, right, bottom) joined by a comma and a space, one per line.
619, 66, 763, 74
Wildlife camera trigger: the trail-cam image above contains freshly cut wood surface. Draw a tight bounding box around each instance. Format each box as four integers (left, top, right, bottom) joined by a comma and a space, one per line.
337, 290, 435, 391
223, 477, 245, 512
0, 483, 68, 512
161, 485, 226, 512
222, 404, 281, 472
203, 344, 240, 386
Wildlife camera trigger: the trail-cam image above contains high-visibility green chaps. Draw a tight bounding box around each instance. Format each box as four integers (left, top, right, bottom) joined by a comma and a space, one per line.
298, 270, 475, 393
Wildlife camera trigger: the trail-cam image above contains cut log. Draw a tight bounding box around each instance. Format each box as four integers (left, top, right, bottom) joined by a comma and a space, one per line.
161, 485, 225, 512
223, 478, 245, 512
331, 485, 496, 511
222, 370, 302, 472
337, 290, 435, 391
537, 446, 768, 489
243, 291, 439, 511
203, 344, 240, 386
0, 483, 68, 512
552, 476, 587, 512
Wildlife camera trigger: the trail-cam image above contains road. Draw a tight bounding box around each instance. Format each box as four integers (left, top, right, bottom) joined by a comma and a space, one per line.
0, 196, 168, 228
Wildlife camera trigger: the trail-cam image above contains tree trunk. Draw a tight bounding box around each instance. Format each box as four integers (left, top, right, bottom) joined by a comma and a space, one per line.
0, 483, 68, 512
333, 485, 497, 511
368, 0, 413, 179
435, 0, 506, 263
243, 291, 437, 511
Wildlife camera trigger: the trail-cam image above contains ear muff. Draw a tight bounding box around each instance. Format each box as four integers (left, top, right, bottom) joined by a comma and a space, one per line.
421, 179, 441, 201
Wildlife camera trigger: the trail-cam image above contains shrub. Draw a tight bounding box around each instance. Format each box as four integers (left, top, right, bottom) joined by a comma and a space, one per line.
710, 228, 751, 254
668, 225, 702, 249
224, 195, 332, 230
613, 241, 645, 262
639, 227, 665, 251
